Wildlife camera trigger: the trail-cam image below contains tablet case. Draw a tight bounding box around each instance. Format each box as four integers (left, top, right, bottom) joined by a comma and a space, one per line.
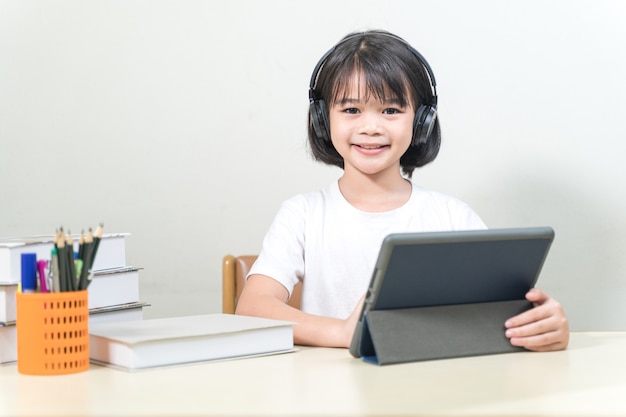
350, 227, 554, 365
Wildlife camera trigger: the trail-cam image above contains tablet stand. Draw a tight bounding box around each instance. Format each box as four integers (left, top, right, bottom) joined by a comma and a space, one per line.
359, 299, 533, 365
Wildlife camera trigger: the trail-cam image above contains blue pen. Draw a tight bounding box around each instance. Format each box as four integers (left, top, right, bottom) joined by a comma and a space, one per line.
20, 253, 38, 293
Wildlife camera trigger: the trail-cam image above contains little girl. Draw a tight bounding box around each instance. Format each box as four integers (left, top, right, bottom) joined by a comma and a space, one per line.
236, 29, 569, 351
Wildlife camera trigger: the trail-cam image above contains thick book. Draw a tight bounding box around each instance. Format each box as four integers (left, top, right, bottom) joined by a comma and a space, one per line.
0, 233, 129, 284
89, 314, 295, 371
0, 301, 148, 364
88, 267, 141, 310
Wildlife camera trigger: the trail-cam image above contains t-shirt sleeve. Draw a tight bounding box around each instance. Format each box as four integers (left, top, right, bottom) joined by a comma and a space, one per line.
247, 195, 306, 297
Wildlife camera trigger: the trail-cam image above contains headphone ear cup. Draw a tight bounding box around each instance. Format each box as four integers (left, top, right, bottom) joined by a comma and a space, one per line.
310, 99, 331, 143
412, 105, 437, 146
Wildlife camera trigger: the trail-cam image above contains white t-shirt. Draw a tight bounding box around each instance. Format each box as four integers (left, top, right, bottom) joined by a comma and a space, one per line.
249, 180, 487, 319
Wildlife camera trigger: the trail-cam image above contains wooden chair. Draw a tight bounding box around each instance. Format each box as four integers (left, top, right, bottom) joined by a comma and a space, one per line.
222, 255, 302, 314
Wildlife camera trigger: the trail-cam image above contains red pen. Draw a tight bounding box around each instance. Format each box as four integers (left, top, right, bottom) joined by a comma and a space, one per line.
37, 259, 49, 293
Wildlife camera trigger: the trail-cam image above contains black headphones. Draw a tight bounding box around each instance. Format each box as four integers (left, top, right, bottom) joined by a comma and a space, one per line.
309, 32, 438, 147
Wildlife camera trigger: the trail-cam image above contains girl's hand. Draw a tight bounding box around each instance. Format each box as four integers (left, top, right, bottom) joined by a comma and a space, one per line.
504, 288, 569, 351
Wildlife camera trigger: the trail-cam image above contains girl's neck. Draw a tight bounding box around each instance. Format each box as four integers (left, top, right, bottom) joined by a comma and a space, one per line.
338, 170, 412, 213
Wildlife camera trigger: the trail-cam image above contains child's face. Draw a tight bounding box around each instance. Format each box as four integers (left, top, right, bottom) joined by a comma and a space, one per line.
328, 73, 415, 178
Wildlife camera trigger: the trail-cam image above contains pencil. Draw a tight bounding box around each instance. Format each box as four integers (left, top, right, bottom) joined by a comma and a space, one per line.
66, 231, 76, 291
78, 228, 94, 290
50, 245, 60, 292
90, 223, 103, 267
78, 230, 85, 262
84, 223, 103, 289
56, 229, 68, 291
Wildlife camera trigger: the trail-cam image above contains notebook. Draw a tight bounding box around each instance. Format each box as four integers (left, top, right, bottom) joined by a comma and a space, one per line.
348, 226, 555, 364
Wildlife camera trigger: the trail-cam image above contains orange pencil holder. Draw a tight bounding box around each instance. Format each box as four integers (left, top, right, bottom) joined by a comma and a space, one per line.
16, 290, 89, 375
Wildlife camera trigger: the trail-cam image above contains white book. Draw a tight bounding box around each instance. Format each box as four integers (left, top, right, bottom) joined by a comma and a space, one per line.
0, 284, 17, 323
0, 323, 16, 364
89, 314, 295, 371
0, 233, 129, 284
88, 302, 147, 324
88, 267, 141, 309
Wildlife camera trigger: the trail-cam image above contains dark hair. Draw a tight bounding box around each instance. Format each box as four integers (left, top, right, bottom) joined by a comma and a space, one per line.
307, 30, 441, 178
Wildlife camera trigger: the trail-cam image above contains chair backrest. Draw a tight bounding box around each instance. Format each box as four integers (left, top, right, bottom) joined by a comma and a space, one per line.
222, 254, 302, 314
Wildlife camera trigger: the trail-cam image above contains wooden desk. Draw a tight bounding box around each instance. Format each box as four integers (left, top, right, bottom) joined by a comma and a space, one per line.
1, 332, 625, 416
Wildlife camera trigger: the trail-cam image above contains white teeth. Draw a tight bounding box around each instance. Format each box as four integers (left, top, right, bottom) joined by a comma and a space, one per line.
359, 145, 382, 149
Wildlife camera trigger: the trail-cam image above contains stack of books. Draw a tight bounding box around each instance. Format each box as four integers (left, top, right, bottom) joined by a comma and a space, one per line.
0, 233, 148, 364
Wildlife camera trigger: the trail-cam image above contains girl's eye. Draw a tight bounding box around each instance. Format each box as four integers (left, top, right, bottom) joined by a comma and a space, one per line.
344, 108, 360, 114
383, 108, 400, 115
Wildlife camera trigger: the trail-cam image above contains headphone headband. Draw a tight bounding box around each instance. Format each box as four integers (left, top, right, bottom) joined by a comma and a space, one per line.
309, 31, 438, 106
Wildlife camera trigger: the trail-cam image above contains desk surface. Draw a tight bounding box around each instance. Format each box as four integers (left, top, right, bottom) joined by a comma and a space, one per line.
1, 331, 625, 417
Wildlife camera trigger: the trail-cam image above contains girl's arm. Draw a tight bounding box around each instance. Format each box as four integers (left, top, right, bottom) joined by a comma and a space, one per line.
236, 274, 362, 348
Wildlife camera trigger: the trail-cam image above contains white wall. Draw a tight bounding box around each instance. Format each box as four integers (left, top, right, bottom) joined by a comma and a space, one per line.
1, 0, 624, 330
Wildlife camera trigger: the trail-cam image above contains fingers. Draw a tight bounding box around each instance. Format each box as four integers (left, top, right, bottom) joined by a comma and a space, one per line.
505, 290, 569, 351
505, 291, 551, 329
508, 333, 568, 352
505, 316, 569, 351
525, 287, 549, 304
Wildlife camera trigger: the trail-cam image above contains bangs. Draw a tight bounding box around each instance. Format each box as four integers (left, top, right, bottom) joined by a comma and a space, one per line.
327, 56, 412, 107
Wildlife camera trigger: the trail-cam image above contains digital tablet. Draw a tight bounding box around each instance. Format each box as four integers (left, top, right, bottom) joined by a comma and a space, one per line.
349, 226, 555, 359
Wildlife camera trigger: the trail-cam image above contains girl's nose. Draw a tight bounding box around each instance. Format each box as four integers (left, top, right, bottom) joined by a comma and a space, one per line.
357, 112, 384, 135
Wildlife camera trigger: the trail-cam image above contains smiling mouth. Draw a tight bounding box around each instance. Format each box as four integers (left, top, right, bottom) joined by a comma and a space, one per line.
355, 144, 388, 149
